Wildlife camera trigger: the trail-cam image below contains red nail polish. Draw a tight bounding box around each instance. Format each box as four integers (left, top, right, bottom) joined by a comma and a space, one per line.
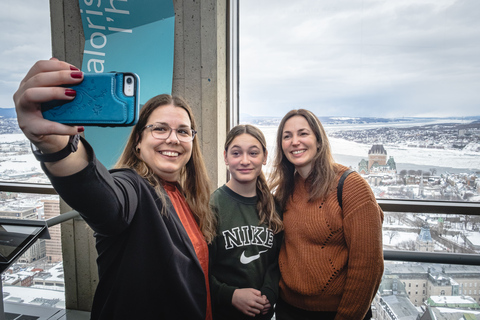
65, 89, 76, 97
77, 126, 85, 133
71, 71, 83, 79
70, 65, 80, 71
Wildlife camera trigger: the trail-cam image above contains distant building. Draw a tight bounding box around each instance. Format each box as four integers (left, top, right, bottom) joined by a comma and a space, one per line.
358, 159, 369, 175
369, 144, 388, 170
465, 232, 480, 251
442, 265, 480, 303
419, 305, 480, 320
385, 263, 480, 307
2, 271, 36, 287
428, 272, 458, 297
0, 206, 37, 219
416, 226, 435, 252
41, 198, 62, 263
358, 145, 397, 178
426, 295, 479, 309
374, 274, 420, 319
32, 263, 65, 290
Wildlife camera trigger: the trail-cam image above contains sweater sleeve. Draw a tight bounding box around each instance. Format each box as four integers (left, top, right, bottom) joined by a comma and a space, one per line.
208, 201, 238, 307
208, 231, 238, 306
334, 174, 384, 320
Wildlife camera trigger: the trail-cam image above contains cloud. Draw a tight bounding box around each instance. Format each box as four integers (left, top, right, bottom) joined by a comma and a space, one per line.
239, 0, 480, 117
0, 0, 51, 108
2, 0, 479, 118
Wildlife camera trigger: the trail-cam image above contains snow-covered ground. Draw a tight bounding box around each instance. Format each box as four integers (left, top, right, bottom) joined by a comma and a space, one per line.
383, 230, 418, 247
0, 134, 40, 172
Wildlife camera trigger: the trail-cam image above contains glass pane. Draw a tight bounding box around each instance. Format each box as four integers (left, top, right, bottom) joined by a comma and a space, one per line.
239, 0, 480, 202
1, 0, 64, 310
1, 193, 64, 308
0, 0, 52, 183
379, 262, 480, 315
239, 1, 480, 317
383, 211, 480, 254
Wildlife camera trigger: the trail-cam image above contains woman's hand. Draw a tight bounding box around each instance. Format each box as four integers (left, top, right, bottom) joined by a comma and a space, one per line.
13, 58, 89, 176
13, 58, 84, 152
260, 295, 271, 315
232, 288, 266, 317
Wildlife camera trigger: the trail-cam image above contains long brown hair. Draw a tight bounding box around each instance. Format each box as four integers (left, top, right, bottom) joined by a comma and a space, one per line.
225, 124, 283, 233
115, 94, 216, 243
269, 109, 337, 210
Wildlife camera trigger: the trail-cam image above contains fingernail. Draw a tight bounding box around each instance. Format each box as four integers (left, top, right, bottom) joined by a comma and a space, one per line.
65, 89, 76, 97
70, 65, 80, 71
77, 126, 85, 133
71, 71, 83, 79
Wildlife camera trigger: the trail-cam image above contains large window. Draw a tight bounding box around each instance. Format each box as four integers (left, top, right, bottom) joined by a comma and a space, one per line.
0, 0, 66, 311
239, 0, 480, 317
239, 1, 480, 200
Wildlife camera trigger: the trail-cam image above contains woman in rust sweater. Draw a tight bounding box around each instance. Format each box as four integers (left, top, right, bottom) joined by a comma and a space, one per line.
269, 109, 384, 320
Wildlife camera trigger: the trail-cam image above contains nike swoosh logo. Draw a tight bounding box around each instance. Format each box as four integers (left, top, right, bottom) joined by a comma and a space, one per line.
240, 250, 268, 264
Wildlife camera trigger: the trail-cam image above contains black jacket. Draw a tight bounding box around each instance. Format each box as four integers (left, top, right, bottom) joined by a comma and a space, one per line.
43, 139, 207, 320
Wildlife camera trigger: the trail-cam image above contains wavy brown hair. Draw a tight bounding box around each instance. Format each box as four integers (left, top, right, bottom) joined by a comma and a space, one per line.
269, 109, 338, 211
115, 94, 216, 243
225, 124, 283, 233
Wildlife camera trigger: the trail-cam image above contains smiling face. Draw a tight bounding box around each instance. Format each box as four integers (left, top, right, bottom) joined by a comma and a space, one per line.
281, 115, 319, 178
136, 104, 193, 182
225, 133, 267, 191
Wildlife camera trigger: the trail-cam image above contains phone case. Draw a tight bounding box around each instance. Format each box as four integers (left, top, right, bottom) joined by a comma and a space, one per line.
41, 72, 139, 126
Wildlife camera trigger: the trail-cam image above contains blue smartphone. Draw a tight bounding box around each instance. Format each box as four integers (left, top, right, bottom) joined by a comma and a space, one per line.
41, 72, 140, 127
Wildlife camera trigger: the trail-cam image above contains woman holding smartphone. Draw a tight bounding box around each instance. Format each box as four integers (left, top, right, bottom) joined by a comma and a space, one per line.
209, 124, 283, 319
269, 109, 384, 320
13, 59, 215, 320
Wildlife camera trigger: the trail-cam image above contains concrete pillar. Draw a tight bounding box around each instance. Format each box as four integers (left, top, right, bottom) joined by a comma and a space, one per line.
49, 0, 229, 311
172, 0, 228, 188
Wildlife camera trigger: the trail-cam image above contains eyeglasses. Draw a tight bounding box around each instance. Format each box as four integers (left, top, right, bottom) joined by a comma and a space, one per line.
143, 123, 197, 142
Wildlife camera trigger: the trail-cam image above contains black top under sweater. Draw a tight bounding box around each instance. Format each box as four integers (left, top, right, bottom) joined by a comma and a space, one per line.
42, 138, 207, 320
209, 185, 283, 320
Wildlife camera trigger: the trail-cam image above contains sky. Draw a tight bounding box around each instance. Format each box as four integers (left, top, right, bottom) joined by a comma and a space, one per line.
1, 1, 479, 119
239, 0, 480, 118
1, 1, 51, 110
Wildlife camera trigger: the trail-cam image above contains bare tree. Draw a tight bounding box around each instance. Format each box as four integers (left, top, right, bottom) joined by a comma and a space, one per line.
398, 239, 416, 251
386, 231, 399, 244
462, 214, 473, 231
392, 212, 406, 224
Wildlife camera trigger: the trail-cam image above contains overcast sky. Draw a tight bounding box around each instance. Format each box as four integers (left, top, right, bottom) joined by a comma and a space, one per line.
1, 1, 479, 119
1, 0, 51, 109
239, 0, 480, 118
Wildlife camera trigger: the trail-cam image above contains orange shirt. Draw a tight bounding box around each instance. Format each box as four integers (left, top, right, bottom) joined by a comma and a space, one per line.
164, 182, 212, 320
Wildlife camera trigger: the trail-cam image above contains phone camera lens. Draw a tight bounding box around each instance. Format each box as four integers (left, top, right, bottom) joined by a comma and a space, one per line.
126, 77, 133, 84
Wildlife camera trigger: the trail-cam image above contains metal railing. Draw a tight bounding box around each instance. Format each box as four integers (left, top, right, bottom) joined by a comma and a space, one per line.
0, 181, 56, 195
1, 182, 479, 266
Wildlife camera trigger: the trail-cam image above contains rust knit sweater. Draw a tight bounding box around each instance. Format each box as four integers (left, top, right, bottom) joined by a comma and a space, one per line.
278, 165, 384, 320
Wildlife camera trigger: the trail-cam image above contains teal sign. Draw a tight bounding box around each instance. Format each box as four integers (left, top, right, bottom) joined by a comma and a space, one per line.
79, 0, 175, 168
